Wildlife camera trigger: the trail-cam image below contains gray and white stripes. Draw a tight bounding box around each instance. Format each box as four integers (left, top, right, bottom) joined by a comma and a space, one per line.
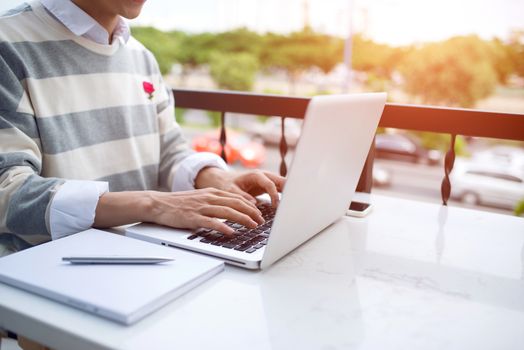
0, 2, 193, 249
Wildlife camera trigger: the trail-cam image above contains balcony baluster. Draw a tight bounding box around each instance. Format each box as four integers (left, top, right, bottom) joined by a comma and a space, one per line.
219, 111, 227, 163
279, 117, 288, 177
441, 134, 456, 206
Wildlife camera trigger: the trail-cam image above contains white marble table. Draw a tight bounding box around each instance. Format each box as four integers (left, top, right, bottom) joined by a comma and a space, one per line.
1, 195, 523, 350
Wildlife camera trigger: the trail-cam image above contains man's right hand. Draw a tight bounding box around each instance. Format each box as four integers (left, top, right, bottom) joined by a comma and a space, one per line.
93, 188, 265, 235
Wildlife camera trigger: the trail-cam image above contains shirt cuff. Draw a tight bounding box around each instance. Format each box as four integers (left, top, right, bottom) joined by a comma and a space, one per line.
172, 152, 229, 192
49, 180, 109, 240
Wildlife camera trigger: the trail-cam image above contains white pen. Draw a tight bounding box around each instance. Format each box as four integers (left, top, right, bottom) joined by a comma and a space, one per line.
62, 256, 174, 264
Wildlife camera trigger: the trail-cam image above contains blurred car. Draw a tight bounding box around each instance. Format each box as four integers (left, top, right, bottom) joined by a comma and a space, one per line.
253, 117, 303, 147
375, 133, 441, 165
450, 161, 524, 209
472, 145, 524, 170
192, 129, 266, 168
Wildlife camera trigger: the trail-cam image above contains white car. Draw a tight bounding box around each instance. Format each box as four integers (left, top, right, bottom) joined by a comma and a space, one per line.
450, 161, 524, 209
472, 146, 524, 171
254, 117, 303, 147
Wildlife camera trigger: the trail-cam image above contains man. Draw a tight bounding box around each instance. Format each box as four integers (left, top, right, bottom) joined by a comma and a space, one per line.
0, 0, 285, 256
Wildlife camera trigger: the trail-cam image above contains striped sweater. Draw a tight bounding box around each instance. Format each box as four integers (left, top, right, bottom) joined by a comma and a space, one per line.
0, 2, 195, 251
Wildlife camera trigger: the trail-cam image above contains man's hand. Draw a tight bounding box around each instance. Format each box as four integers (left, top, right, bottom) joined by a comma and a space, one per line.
93, 168, 285, 236
195, 167, 285, 208
94, 188, 265, 235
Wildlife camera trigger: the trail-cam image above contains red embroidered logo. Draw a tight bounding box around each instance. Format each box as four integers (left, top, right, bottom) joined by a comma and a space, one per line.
142, 81, 155, 100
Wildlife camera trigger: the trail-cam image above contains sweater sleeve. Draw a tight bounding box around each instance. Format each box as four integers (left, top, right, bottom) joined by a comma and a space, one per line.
154, 77, 195, 190
0, 52, 65, 246
154, 80, 229, 191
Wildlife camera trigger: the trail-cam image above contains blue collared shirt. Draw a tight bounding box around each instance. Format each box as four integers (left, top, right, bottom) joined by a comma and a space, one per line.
40, 0, 130, 45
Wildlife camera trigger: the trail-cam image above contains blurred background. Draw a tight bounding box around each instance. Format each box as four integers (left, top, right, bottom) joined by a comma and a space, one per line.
2, 0, 524, 215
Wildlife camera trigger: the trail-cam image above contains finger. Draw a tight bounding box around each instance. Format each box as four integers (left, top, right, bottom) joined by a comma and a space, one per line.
253, 173, 280, 208
202, 206, 259, 229
228, 186, 257, 204
209, 196, 264, 224
263, 172, 286, 192
198, 216, 235, 236
210, 185, 253, 203
207, 188, 258, 210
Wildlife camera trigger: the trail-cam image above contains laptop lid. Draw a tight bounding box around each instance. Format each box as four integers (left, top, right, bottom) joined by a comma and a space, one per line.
260, 93, 386, 269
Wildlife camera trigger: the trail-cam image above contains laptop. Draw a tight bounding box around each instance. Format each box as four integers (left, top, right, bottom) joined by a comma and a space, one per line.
126, 93, 386, 269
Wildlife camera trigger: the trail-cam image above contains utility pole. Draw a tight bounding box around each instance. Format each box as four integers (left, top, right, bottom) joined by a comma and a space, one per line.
342, 0, 354, 93
302, 0, 310, 30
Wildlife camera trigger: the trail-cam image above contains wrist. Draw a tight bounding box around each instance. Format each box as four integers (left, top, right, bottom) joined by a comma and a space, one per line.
194, 166, 228, 189
94, 191, 157, 227
138, 191, 156, 222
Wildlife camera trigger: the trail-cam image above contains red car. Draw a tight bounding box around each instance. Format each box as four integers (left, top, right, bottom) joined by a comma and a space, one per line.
192, 129, 266, 168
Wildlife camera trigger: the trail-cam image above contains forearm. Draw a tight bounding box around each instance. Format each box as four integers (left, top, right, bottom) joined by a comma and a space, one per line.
195, 167, 230, 189
93, 191, 154, 228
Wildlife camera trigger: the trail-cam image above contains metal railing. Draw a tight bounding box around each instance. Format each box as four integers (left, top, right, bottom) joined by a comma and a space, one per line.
172, 88, 524, 205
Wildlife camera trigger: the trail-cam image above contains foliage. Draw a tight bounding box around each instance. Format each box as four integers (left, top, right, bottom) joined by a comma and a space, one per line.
400, 36, 498, 107
206, 111, 222, 127
353, 34, 408, 80
171, 28, 263, 86
209, 52, 259, 91
453, 136, 469, 157
175, 107, 186, 125
173, 32, 217, 83
515, 199, 524, 217
508, 30, 524, 78
260, 33, 311, 92
488, 38, 515, 84
212, 28, 264, 57
308, 90, 335, 96
260, 29, 343, 93
131, 27, 182, 74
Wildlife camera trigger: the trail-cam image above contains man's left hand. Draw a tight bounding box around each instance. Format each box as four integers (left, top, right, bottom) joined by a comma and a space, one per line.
195, 167, 285, 208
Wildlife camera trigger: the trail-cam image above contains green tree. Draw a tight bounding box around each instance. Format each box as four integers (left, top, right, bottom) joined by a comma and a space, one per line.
174, 32, 217, 85
261, 29, 341, 94
515, 199, 524, 217
131, 27, 181, 74
352, 34, 405, 80
301, 32, 343, 75
209, 52, 259, 91
400, 36, 498, 107
206, 111, 222, 127
173, 29, 263, 86
487, 38, 515, 84
508, 30, 524, 78
175, 108, 186, 125
212, 28, 263, 57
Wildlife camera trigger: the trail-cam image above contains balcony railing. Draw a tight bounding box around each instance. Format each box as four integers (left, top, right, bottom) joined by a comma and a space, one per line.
172, 89, 524, 206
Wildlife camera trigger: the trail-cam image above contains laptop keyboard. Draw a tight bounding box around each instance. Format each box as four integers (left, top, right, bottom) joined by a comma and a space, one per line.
187, 202, 276, 254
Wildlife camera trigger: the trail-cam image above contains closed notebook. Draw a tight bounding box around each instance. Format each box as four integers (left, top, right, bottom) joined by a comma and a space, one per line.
0, 229, 224, 325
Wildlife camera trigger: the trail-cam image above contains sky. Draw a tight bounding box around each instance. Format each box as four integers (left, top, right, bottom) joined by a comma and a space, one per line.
2, 0, 523, 46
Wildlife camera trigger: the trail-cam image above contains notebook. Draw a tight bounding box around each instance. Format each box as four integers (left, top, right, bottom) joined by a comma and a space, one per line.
126, 93, 386, 269
0, 229, 224, 325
